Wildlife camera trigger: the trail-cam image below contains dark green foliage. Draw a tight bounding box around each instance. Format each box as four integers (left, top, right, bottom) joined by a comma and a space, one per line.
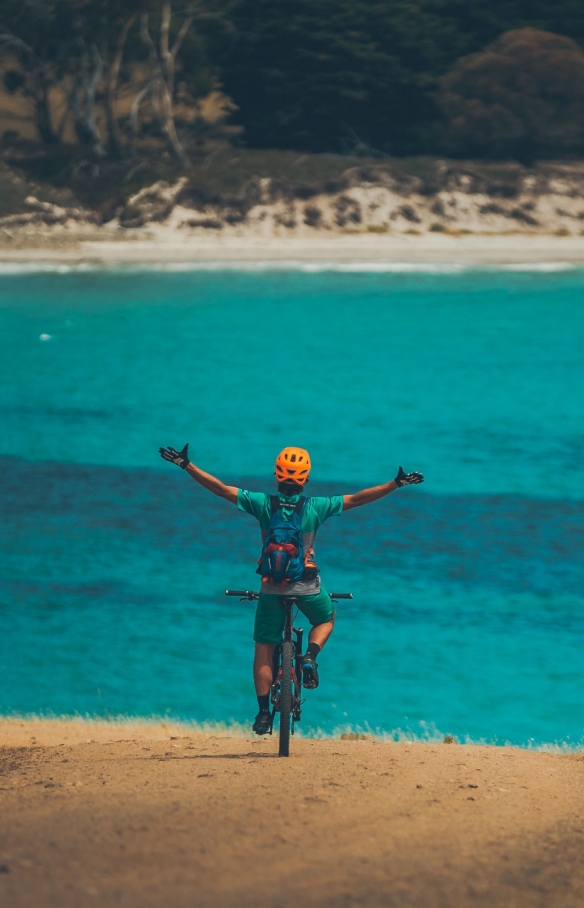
221, 0, 584, 155
3, 0, 584, 158
3, 69, 25, 93
220, 0, 451, 154
425, 0, 584, 52
0, 161, 30, 216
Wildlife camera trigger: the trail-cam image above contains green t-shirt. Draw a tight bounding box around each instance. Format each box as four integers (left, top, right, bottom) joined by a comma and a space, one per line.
237, 490, 344, 595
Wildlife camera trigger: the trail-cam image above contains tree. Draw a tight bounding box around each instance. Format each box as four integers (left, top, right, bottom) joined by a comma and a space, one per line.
0, 0, 63, 144
63, 0, 144, 158
135, 2, 195, 164
423, 0, 584, 56
0, 34, 57, 143
132, 1, 231, 164
0, 0, 142, 153
3, 0, 584, 159
220, 0, 455, 154
66, 41, 106, 155
437, 28, 584, 159
216, 0, 584, 154
106, 11, 138, 157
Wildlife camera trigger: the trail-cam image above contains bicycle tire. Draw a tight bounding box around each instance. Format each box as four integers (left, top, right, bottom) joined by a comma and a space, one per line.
278, 641, 293, 757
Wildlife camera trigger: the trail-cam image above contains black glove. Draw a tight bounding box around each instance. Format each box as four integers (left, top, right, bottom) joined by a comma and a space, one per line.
394, 465, 424, 487
159, 443, 190, 469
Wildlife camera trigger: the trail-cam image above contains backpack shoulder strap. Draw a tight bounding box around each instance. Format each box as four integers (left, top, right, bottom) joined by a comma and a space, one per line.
294, 496, 306, 515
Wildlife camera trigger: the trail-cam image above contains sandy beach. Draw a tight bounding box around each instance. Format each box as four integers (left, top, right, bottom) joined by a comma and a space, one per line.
1, 719, 583, 908
1, 229, 584, 267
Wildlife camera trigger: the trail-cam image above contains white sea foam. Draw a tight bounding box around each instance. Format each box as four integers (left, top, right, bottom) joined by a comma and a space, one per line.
298, 262, 468, 273
147, 260, 469, 273
0, 262, 98, 275
119, 260, 467, 273
0, 260, 580, 275
500, 262, 576, 272
154, 260, 579, 274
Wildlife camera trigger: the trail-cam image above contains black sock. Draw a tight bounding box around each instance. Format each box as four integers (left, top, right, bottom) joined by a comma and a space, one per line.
306, 642, 321, 660
257, 694, 270, 712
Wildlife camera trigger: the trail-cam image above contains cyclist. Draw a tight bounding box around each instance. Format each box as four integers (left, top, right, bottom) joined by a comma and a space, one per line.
159, 443, 423, 735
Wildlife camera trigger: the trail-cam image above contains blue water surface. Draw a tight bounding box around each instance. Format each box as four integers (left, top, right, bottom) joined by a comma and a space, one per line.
1, 264, 583, 746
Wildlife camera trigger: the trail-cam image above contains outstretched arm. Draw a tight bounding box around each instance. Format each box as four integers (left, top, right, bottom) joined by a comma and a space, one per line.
343, 466, 424, 511
159, 444, 238, 504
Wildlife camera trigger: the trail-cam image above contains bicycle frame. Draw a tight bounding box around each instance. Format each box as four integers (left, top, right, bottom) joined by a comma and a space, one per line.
225, 589, 353, 756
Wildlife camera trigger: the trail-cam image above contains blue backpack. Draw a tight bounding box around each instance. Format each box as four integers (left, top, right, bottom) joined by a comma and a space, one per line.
257, 496, 308, 587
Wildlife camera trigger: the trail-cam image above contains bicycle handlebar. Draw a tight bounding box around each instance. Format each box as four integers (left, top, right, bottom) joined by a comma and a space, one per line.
225, 589, 353, 601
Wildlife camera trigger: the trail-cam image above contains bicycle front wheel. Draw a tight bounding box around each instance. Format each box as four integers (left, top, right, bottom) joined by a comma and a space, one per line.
278, 641, 293, 757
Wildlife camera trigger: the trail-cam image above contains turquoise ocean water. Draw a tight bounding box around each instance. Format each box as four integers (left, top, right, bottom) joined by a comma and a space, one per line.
1, 262, 583, 746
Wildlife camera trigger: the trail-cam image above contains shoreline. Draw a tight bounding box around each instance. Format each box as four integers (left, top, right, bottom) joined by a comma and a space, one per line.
0, 716, 581, 752
1, 230, 584, 267
2, 718, 584, 907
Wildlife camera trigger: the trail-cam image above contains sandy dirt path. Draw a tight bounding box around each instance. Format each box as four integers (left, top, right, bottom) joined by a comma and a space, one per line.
1, 721, 583, 908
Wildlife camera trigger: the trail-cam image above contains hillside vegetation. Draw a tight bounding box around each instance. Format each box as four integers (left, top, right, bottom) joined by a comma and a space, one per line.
3, 150, 584, 241
1, 1, 584, 165
3, 1, 584, 239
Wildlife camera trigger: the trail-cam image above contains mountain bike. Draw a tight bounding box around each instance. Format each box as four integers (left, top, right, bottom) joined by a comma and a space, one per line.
225, 589, 353, 757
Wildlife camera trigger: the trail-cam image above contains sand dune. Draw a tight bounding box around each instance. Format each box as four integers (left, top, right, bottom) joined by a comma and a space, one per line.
1, 719, 583, 907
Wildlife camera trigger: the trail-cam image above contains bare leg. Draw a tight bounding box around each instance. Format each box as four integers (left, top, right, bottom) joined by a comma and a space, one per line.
308, 611, 336, 649
253, 642, 275, 696
253, 613, 335, 697
303, 613, 335, 690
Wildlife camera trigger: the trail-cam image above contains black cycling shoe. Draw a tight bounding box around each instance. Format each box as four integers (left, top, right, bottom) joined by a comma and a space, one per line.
302, 655, 320, 690
252, 709, 272, 735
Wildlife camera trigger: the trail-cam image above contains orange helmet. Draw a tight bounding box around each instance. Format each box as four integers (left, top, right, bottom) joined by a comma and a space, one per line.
275, 447, 311, 485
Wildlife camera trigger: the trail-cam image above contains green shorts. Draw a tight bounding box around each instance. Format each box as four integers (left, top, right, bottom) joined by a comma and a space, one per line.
253, 587, 335, 644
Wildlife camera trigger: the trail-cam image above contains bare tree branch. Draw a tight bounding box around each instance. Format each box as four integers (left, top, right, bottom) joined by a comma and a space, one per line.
171, 11, 194, 60
67, 41, 106, 156
160, 3, 171, 63
106, 14, 137, 157
138, 4, 192, 166
140, 14, 158, 66
130, 81, 153, 157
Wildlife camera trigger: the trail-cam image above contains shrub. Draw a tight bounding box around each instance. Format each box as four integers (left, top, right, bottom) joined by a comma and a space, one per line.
303, 204, 322, 227
334, 195, 361, 227
438, 29, 584, 160
398, 204, 421, 223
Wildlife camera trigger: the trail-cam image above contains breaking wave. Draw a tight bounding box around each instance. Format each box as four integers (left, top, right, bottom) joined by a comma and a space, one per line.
0, 260, 579, 275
